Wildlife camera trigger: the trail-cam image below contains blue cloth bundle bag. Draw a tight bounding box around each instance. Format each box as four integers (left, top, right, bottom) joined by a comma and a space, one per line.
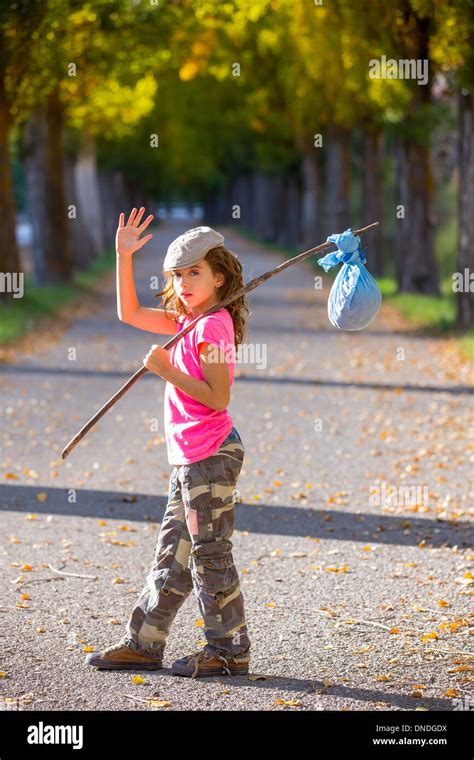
317, 228, 382, 330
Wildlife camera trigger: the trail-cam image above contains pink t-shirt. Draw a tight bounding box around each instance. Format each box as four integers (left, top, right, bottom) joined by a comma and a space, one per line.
163, 307, 235, 465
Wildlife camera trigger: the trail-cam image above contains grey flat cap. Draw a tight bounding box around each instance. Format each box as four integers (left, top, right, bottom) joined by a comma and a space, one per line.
162, 226, 225, 271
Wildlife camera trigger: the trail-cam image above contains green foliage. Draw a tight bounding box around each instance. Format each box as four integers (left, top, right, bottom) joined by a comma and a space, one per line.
1, 0, 472, 341
0, 246, 115, 345
378, 277, 456, 330
458, 329, 474, 361
3, 0, 471, 188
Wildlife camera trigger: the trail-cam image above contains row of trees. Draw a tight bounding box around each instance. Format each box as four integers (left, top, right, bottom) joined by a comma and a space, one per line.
0, 0, 473, 325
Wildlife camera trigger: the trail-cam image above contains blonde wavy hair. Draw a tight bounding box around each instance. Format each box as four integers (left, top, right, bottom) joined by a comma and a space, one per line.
154, 244, 249, 350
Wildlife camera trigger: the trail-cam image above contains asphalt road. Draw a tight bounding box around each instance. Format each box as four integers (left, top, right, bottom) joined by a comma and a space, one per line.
1, 220, 473, 712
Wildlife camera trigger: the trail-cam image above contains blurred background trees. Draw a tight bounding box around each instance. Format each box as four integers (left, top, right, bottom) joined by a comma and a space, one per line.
1, 0, 473, 330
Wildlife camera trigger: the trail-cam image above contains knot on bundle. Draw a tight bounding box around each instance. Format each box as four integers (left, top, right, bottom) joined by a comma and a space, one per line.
318, 228, 367, 271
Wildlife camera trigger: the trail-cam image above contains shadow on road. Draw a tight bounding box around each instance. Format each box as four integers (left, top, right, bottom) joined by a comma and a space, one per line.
1, 485, 471, 549
0, 364, 472, 395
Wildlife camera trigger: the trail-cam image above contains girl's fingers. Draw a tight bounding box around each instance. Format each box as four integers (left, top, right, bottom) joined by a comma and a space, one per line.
127, 207, 137, 226
137, 214, 154, 234
119, 212, 124, 228
136, 234, 153, 250
133, 207, 145, 227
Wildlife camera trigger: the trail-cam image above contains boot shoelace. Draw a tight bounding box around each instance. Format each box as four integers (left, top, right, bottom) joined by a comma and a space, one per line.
190, 650, 231, 678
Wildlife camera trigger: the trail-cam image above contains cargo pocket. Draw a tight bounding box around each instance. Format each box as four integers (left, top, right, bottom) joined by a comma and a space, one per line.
193, 551, 238, 595
180, 463, 214, 539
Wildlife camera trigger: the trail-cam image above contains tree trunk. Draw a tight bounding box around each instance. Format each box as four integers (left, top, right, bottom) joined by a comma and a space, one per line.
229, 173, 253, 230
325, 125, 351, 235
456, 88, 474, 328
63, 151, 93, 272
209, 185, 229, 225
98, 170, 129, 248
203, 193, 216, 224
21, 89, 74, 285
362, 129, 384, 277
394, 137, 439, 293
0, 71, 21, 297
391, 8, 440, 294
265, 174, 285, 242
278, 172, 302, 248
270, 174, 286, 245
244, 173, 257, 231
122, 175, 150, 217
251, 172, 275, 240
73, 132, 105, 257
301, 150, 320, 248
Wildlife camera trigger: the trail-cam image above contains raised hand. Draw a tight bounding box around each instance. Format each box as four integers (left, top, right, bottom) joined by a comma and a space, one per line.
116, 207, 154, 256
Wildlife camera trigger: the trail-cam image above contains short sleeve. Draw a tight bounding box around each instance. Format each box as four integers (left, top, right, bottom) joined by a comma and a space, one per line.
194, 314, 231, 355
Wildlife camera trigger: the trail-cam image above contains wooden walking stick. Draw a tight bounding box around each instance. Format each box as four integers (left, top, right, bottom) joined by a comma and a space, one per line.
61, 221, 379, 459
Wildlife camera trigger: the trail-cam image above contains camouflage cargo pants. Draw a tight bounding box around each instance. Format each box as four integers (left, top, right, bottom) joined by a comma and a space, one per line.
121, 426, 251, 660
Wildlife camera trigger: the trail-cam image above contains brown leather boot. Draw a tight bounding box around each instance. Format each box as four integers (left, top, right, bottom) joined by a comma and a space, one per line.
171, 649, 249, 678
85, 642, 163, 671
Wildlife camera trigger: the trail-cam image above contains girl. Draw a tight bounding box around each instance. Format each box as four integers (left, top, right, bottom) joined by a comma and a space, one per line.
86, 207, 251, 678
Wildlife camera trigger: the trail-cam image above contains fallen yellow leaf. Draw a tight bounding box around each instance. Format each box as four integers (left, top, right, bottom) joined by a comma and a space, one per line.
421, 632, 438, 641
444, 688, 458, 697
147, 698, 171, 707
275, 698, 302, 707
447, 665, 473, 673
